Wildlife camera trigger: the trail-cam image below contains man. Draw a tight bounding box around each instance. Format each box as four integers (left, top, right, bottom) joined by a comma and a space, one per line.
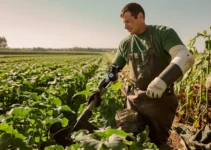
88, 2, 195, 149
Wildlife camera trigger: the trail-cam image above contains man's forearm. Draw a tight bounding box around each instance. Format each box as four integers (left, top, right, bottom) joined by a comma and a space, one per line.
98, 64, 123, 91
159, 45, 195, 86
147, 45, 195, 98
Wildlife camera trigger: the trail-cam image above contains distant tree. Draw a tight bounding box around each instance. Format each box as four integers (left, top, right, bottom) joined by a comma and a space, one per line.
0, 36, 8, 48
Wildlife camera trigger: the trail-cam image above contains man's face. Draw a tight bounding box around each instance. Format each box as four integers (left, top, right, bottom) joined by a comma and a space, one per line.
122, 11, 143, 34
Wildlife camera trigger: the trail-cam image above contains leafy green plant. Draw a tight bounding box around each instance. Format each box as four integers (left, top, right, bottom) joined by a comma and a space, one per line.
68, 127, 158, 150
175, 26, 211, 127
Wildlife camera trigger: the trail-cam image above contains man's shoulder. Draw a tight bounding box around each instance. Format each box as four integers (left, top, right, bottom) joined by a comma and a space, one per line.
149, 25, 175, 34
120, 35, 132, 44
119, 35, 132, 49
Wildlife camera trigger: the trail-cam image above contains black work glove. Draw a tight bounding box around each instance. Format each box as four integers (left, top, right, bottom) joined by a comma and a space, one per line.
87, 91, 102, 107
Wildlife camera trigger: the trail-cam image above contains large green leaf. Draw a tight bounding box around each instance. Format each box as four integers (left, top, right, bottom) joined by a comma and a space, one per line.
73, 131, 129, 150
94, 128, 132, 140
60, 105, 72, 112
11, 107, 30, 118
0, 122, 25, 140
44, 117, 68, 127
51, 98, 62, 106
0, 133, 11, 150
44, 145, 64, 150
109, 81, 123, 91
73, 90, 92, 98
0, 133, 32, 150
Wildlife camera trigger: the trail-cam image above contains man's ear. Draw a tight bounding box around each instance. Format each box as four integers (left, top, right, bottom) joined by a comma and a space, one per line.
138, 12, 144, 20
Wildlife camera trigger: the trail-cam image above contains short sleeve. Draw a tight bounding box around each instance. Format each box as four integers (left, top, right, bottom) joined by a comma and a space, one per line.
161, 27, 184, 52
111, 44, 127, 68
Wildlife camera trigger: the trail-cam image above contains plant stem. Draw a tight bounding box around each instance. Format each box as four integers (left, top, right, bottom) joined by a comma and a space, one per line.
196, 70, 203, 114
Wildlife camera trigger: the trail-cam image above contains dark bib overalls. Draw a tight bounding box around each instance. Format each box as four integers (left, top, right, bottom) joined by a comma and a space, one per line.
126, 28, 178, 145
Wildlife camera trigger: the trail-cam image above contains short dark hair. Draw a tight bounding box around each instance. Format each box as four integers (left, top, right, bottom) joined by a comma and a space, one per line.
120, 3, 145, 20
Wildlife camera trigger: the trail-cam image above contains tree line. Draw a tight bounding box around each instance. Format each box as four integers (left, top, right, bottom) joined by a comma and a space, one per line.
0, 36, 116, 52
0, 36, 7, 48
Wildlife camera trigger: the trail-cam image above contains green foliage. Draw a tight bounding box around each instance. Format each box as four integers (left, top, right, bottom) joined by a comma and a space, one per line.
175, 25, 211, 127
0, 55, 103, 149
69, 128, 158, 150
0, 54, 157, 149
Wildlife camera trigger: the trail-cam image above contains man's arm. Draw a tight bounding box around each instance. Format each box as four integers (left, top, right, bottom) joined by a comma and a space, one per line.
146, 28, 195, 98
159, 45, 195, 85
98, 65, 124, 90
98, 41, 127, 91
88, 43, 127, 106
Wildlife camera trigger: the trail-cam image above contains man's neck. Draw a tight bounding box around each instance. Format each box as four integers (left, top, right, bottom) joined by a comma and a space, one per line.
137, 24, 147, 35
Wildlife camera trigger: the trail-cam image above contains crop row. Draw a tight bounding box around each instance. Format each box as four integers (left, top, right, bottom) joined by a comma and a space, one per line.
0, 54, 103, 149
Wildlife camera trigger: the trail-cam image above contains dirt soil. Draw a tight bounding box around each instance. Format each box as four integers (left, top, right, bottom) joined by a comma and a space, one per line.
167, 130, 184, 150
167, 116, 185, 150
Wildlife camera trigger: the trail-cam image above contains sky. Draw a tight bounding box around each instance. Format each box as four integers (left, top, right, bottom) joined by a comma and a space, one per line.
0, 0, 210, 51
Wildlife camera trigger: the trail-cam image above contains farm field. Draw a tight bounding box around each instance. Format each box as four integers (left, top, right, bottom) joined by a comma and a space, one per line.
0, 51, 210, 150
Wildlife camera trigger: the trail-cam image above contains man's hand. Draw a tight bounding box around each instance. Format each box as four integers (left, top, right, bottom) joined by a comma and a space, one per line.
146, 77, 167, 98
87, 91, 102, 107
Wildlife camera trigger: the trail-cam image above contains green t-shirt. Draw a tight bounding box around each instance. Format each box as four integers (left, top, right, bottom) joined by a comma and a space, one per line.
112, 25, 184, 68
